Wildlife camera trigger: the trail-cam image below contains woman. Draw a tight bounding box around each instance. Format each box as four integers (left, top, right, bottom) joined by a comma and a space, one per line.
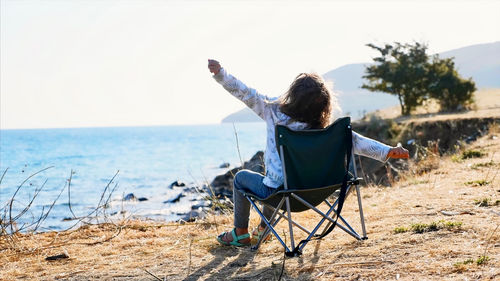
208, 59, 409, 246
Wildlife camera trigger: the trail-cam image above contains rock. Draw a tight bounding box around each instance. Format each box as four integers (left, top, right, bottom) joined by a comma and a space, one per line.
465, 130, 481, 144
169, 180, 186, 188
123, 194, 147, 202
177, 210, 205, 222
244, 151, 265, 173
191, 201, 211, 210
183, 186, 199, 193
163, 193, 185, 203
440, 210, 460, 216
209, 151, 265, 198
210, 168, 238, 189
219, 162, 230, 168
123, 193, 137, 201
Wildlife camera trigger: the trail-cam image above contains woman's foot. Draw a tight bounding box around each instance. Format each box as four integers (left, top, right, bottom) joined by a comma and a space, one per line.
216, 228, 251, 247
252, 225, 271, 242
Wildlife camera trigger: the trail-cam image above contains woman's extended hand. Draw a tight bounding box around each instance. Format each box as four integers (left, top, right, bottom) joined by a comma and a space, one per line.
208, 59, 221, 75
387, 144, 410, 159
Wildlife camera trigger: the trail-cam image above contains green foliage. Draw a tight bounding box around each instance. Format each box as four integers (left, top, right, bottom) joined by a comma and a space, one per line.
461, 149, 485, 159
473, 198, 499, 207
393, 226, 409, 234
410, 222, 435, 233
363, 42, 476, 115
363, 42, 429, 115
442, 221, 463, 229
453, 149, 486, 162
461, 258, 474, 265
475, 198, 490, 207
476, 255, 490, 265
470, 160, 496, 169
451, 154, 462, 163
427, 57, 476, 111
465, 180, 490, 186
454, 256, 490, 269
394, 220, 462, 234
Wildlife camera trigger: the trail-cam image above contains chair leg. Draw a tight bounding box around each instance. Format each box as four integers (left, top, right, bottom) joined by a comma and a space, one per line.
248, 197, 291, 252
355, 185, 368, 239
289, 193, 364, 253
285, 196, 295, 251
351, 153, 368, 240
323, 199, 358, 236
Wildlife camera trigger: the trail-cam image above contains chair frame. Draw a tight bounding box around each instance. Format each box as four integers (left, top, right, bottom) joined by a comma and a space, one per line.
244, 131, 368, 257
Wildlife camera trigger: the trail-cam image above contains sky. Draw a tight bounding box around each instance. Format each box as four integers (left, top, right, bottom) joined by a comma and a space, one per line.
1, 0, 499, 129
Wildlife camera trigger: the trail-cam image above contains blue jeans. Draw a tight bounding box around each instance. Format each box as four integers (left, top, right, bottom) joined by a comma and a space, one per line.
233, 169, 275, 229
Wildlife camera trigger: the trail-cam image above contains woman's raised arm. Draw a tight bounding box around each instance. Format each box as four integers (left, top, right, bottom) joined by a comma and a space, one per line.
208, 59, 275, 120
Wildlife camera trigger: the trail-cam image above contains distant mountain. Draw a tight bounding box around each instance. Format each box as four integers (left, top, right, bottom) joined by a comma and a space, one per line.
222, 41, 500, 122
439, 41, 500, 88
221, 107, 262, 123
323, 63, 399, 119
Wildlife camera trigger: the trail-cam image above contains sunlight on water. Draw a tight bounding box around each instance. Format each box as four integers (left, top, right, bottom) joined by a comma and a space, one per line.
0, 123, 266, 231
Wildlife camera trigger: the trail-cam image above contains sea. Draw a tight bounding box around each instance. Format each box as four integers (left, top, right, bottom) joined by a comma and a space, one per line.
0, 123, 266, 232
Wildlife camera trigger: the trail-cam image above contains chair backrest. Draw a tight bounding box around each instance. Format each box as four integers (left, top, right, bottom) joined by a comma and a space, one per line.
276, 117, 351, 190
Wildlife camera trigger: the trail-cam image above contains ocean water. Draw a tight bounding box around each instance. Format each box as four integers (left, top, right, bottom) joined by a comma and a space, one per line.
0, 123, 266, 232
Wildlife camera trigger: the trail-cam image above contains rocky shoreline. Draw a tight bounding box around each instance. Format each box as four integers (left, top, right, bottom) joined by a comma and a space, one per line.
115, 151, 265, 223
178, 150, 265, 222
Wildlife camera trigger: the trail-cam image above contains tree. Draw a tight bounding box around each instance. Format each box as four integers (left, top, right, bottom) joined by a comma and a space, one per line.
362, 42, 430, 116
362, 42, 476, 115
427, 56, 476, 112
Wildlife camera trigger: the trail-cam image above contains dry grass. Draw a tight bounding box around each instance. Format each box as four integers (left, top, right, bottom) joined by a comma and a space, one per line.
373, 88, 500, 122
1, 131, 499, 280
2, 96, 500, 280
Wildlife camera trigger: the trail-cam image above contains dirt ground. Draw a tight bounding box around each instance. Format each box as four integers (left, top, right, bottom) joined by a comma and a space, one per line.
1, 90, 499, 281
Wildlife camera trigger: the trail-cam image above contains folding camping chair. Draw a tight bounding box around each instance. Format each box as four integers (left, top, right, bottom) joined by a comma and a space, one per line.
237, 117, 367, 257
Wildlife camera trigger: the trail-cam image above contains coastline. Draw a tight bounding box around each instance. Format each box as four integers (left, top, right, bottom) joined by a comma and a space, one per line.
2, 119, 499, 280
2, 89, 500, 280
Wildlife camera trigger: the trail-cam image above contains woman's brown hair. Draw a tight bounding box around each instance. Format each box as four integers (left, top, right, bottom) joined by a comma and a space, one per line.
279, 73, 332, 129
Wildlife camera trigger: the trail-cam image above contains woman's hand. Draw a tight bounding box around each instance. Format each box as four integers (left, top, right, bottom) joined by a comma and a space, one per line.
387, 143, 410, 159
208, 59, 221, 75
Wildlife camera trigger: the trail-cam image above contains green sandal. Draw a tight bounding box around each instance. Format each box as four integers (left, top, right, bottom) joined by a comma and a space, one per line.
252, 226, 271, 243
216, 229, 251, 247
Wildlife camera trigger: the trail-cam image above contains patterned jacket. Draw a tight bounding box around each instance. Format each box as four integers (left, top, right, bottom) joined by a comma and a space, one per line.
213, 68, 391, 188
